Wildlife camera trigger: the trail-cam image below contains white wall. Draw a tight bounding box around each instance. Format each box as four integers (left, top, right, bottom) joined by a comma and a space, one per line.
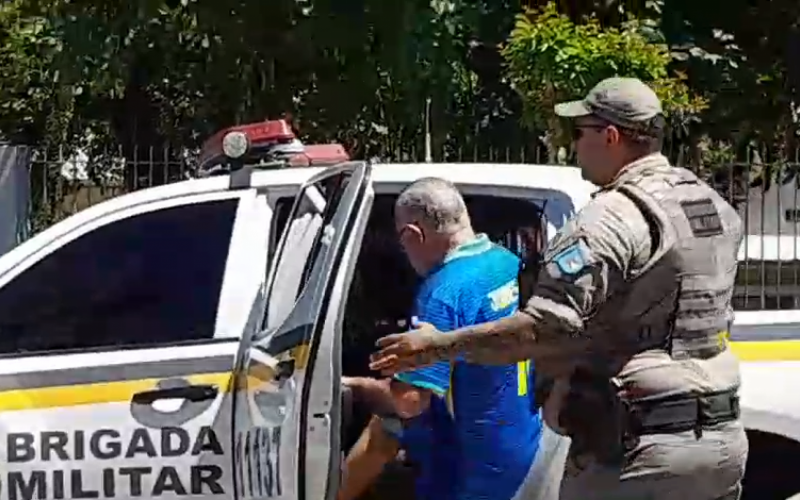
741, 177, 800, 237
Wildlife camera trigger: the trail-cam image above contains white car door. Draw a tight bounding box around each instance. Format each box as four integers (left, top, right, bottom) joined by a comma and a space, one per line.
0, 188, 272, 500
232, 162, 374, 500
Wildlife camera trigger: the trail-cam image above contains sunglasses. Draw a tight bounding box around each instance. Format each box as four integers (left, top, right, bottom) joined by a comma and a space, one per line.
573, 123, 609, 140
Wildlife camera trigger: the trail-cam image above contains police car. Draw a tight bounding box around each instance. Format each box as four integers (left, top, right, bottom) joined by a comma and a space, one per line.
0, 122, 797, 500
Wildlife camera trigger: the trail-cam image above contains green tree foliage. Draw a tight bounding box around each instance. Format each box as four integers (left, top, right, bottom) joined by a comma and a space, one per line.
502, 3, 707, 157
0, 0, 506, 159
0, 0, 62, 143
0, 0, 799, 174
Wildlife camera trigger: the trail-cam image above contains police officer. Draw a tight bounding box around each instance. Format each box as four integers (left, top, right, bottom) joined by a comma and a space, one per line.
369, 77, 748, 500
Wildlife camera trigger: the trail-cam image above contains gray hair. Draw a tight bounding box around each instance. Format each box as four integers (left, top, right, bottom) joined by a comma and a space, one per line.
395, 177, 469, 233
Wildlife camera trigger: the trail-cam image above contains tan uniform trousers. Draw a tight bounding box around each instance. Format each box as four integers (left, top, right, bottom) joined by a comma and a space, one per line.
544, 421, 748, 500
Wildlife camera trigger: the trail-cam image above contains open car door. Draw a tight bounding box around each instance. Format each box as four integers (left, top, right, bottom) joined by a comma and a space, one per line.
233, 161, 374, 500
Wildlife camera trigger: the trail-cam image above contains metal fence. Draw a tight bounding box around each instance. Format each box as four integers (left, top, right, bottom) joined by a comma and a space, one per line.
23, 143, 800, 311
28, 146, 194, 234
27, 143, 558, 230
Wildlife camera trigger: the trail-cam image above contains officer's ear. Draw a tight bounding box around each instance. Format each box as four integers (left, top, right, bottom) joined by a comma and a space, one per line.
606, 125, 622, 146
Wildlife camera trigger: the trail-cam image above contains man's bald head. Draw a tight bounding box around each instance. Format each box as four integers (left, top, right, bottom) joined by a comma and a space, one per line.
395, 177, 469, 234
395, 177, 474, 276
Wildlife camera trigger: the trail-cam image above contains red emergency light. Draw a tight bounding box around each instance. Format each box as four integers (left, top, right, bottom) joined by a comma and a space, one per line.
287, 144, 350, 167
198, 119, 350, 173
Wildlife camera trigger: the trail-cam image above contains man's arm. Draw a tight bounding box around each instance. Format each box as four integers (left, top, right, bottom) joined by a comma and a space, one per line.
343, 377, 395, 415
397, 192, 652, 372
339, 298, 459, 499
337, 379, 436, 499
344, 375, 438, 418
392, 303, 456, 398
337, 415, 401, 500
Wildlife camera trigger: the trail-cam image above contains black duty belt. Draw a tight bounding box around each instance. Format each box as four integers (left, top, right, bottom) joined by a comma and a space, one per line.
630, 389, 740, 435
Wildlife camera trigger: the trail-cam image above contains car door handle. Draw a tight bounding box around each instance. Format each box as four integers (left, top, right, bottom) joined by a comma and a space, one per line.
131, 384, 219, 405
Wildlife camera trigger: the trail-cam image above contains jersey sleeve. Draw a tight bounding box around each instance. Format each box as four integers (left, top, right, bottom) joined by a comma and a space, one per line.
522, 191, 652, 341
393, 297, 456, 395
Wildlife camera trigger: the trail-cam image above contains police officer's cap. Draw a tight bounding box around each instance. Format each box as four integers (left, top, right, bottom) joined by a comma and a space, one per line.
554, 77, 663, 133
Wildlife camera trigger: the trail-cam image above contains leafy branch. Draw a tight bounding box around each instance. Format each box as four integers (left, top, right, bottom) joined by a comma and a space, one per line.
501, 2, 707, 156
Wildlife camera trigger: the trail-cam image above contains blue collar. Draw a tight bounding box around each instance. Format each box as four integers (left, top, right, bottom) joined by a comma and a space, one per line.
426, 234, 493, 277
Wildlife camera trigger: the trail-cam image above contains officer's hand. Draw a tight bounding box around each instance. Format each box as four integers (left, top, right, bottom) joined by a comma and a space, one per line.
369, 322, 445, 375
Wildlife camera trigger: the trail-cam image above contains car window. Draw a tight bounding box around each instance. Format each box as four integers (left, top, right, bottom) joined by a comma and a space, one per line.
263, 173, 352, 329
463, 196, 550, 261
0, 198, 239, 355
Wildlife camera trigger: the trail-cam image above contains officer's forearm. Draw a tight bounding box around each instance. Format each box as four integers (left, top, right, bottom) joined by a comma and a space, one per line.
429, 312, 566, 365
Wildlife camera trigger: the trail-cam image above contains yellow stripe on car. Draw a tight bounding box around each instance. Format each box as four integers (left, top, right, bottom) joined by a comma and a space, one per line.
0, 372, 233, 411
730, 340, 800, 361
0, 340, 796, 413
0, 344, 312, 412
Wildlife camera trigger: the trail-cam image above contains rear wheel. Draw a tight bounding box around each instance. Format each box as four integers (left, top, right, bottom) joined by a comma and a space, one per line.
741, 430, 800, 500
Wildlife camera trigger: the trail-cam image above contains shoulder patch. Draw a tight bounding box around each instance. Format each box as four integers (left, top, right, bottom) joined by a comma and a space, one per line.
552, 242, 588, 275
680, 198, 723, 237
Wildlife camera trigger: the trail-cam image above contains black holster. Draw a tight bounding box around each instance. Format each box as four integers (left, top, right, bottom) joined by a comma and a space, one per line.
558, 368, 638, 465
558, 369, 741, 465
533, 376, 553, 411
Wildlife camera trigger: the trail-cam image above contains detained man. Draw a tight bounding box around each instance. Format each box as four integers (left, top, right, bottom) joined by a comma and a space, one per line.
338, 177, 554, 500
